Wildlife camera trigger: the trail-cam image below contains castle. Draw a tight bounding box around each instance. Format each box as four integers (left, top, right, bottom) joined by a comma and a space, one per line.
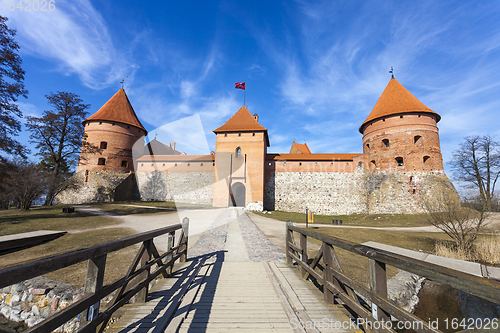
58, 78, 452, 215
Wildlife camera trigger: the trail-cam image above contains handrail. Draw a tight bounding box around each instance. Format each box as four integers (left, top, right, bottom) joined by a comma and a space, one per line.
0, 217, 190, 333
286, 222, 500, 333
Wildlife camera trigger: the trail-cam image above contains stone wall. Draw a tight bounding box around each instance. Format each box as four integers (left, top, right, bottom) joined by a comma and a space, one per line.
264, 169, 369, 215
55, 171, 138, 204
136, 171, 214, 204
264, 169, 455, 215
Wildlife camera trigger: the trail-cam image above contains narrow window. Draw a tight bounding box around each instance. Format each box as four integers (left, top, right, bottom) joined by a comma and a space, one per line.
299, 162, 302, 166
358, 162, 363, 168
366, 143, 370, 149
121, 160, 128, 167
252, 133, 255, 136
382, 139, 390, 147
141, 163, 144, 166
100, 141, 107, 149
84, 170, 89, 183
187, 163, 190, 166
236, 147, 242, 158
371, 160, 376, 167
396, 157, 404, 166
98, 158, 105, 165
410, 176, 415, 185
151, 163, 154, 166
224, 133, 227, 137
175, 163, 177, 166
268, 162, 272, 166
163, 163, 165, 166
414, 135, 422, 144
400, 115, 403, 118
213, 162, 215, 166
201, 163, 203, 166
238, 133, 241, 137
423, 156, 430, 164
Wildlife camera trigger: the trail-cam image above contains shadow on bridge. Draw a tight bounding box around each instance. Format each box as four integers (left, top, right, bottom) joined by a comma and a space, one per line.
115, 250, 226, 333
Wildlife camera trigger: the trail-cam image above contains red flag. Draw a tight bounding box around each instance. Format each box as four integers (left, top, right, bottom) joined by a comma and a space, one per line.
235, 82, 245, 90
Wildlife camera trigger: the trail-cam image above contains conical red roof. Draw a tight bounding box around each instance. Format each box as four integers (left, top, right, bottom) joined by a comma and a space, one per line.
359, 79, 440, 133
213, 106, 267, 133
84, 89, 147, 132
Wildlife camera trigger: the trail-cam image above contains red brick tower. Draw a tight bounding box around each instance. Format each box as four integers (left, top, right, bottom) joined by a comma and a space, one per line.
359, 78, 443, 172
77, 89, 147, 173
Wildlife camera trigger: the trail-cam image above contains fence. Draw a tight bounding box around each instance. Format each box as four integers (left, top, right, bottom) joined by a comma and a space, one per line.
0, 218, 189, 333
286, 221, 500, 333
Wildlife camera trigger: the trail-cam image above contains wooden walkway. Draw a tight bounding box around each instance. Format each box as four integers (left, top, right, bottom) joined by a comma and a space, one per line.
106, 209, 361, 333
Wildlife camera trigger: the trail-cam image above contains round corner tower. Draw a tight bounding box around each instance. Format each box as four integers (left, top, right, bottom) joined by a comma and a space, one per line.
77, 89, 147, 173
359, 78, 443, 173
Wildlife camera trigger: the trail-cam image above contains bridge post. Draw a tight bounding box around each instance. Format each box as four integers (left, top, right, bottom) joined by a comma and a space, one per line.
300, 233, 308, 279
166, 231, 175, 275
369, 259, 389, 322
285, 220, 292, 265
323, 243, 334, 304
137, 239, 152, 303
81, 254, 107, 330
180, 217, 189, 262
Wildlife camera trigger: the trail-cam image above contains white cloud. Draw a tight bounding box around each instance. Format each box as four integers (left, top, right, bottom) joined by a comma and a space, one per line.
6, 0, 128, 89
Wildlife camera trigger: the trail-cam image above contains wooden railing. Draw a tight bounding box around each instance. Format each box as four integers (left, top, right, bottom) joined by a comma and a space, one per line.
0, 218, 189, 333
286, 221, 500, 333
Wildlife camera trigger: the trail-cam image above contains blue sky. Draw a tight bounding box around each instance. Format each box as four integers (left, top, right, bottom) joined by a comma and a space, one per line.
5, 0, 500, 182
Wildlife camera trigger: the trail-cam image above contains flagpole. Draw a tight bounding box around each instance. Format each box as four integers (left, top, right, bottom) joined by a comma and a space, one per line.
244, 89, 246, 106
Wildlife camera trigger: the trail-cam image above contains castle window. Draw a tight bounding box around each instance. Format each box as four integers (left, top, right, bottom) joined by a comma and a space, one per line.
175, 163, 177, 166
84, 170, 89, 183
98, 158, 105, 166
141, 163, 144, 166
163, 163, 165, 166
423, 156, 430, 164
400, 115, 403, 118
121, 161, 128, 168
299, 162, 302, 166
382, 139, 390, 147
269, 162, 272, 166
252, 133, 255, 136
410, 176, 415, 185
100, 141, 107, 149
358, 162, 363, 168
414, 135, 422, 145
284, 162, 286, 166
371, 160, 376, 167
236, 147, 242, 158
201, 163, 203, 166
188, 163, 190, 166
127, 126, 130, 128
99, 122, 102, 125
213, 162, 215, 166
238, 133, 241, 137
225, 133, 227, 137
396, 157, 404, 166
151, 163, 154, 166
366, 143, 370, 149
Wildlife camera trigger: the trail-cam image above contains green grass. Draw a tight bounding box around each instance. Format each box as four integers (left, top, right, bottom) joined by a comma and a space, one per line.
0, 205, 119, 236
0, 228, 138, 287
256, 210, 430, 227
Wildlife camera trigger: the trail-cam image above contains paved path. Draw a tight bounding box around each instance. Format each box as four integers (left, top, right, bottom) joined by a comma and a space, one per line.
107, 208, 360, 333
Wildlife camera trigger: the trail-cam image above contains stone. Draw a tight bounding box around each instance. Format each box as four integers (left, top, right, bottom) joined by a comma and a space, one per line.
21, 292, 28, 302
31, 288, 48, 295
9, 312, 21, 322
11, 294, 20, 303
31, 305, 39, 316
27, 317, 42, 328
51, 297, 59, 311
72, 293, 83, 304
38, 298, 49, 308
1, 307, 11, 318
41, 309, 49, 318
20, 311, 30, 321
58, 300, 71, 310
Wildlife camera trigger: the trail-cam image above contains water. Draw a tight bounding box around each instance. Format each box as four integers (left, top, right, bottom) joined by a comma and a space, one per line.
413, 280, 500, 333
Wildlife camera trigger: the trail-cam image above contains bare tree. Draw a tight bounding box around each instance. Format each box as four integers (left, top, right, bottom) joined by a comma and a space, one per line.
422, 178, 488, 255
450, 135, 500, 210
3, 160, 49, 210
26, 92, 97, 206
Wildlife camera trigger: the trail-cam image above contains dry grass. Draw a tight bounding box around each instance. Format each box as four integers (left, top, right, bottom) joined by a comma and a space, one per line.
256, 210, 429, 228
0, 205, 119, 236
90, 201, 214, 215
0, 228, 139, 287
433, 235, 500, 265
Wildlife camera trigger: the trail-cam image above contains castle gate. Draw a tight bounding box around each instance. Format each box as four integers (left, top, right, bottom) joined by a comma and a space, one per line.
230, 182, 246, 206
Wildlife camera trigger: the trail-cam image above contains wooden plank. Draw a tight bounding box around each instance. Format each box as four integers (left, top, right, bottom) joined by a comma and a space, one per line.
0, 230, 67, 251
303, 244, 323, 281
81, 254, 107, 329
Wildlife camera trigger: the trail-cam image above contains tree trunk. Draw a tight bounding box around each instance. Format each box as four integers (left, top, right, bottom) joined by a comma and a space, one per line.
44, 165, 59, 206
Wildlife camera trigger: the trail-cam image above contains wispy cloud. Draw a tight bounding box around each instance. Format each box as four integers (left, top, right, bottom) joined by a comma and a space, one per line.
6, 0, 128, 89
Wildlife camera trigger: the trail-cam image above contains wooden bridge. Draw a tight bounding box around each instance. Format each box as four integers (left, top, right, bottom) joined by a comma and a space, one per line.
1, 209, 500, 333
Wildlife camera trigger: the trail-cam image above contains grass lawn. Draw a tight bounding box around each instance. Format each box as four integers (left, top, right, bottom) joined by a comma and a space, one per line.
89, 200, 214, 215
0, 205, 119, 236
256, 210, 430, 227
295, 227, 452, 287
0, 228, 138, 287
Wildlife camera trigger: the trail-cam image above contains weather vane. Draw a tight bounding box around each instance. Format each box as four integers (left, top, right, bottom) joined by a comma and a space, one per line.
389, 66, 394, 79
120, 76, 128, 89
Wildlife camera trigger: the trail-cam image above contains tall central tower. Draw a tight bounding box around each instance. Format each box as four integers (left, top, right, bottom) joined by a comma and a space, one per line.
212, 106, 270, 207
